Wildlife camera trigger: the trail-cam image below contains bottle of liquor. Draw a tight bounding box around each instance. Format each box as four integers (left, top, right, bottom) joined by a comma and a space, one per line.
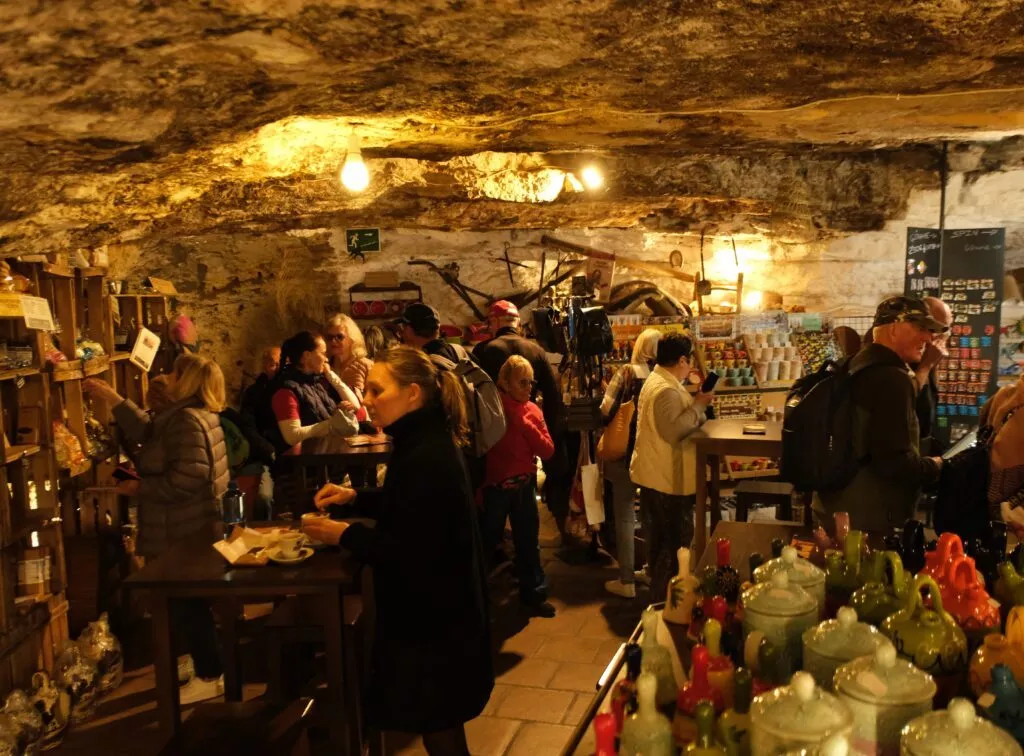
611, 642, 642, 734
718, 667, 752, 756
620, 673, 674, 756
686, 701, 727, 755
593, 712, 616, 756
714, 539, 740, 605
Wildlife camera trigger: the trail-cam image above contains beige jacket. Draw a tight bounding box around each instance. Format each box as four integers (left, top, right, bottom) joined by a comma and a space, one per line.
114, 397, 230, 557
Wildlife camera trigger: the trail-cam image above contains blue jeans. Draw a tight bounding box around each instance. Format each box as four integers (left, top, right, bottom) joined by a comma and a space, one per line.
483, 480, 548, 605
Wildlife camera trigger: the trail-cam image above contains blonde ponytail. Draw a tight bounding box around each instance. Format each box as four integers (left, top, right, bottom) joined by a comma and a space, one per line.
437, 369, 470, 448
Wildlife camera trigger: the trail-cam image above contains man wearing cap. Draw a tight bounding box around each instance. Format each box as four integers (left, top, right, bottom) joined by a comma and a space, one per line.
913, 296, 953, 456
474, 301, 569, 531
395, 302, 463, 363
816, 296, 948, 532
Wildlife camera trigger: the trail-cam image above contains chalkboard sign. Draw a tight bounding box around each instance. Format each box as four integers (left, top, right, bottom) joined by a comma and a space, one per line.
904, 227, 941, 298
935, 228, 1005, 445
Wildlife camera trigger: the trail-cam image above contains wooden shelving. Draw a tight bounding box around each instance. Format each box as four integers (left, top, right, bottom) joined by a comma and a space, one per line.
0, 367, 40, 381
4, 445, 41, 465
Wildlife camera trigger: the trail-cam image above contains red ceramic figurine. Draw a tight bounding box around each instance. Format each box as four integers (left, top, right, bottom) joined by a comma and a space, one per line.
593, 712, 616, 756
943, 555, 1000, 636
673, 645, 725, 744
921, 533, 983, 588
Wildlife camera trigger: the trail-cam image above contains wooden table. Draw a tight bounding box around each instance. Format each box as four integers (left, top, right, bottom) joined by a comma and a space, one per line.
298, 434, 392, 468
693, 419, 783, 561
125, 532, 360, 754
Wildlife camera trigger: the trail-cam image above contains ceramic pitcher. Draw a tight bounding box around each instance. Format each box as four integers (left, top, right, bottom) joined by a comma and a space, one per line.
850, 551, 909, 627
881, 575, 968, 679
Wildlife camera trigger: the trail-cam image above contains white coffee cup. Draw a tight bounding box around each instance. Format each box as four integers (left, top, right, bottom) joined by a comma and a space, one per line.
278, 532, 304, 559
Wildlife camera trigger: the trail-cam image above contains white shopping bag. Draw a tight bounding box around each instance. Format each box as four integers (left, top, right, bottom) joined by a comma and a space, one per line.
579, 434, 605, 526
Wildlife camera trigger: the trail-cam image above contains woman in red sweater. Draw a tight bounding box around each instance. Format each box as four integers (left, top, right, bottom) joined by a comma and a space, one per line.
483, 355, 556, 617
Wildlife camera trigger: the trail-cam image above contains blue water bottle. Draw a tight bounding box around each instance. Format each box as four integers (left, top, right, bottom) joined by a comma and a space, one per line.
221, 481, 245, 537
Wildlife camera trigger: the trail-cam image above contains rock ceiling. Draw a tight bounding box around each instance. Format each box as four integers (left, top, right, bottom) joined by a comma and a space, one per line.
1, 0, 1024, 252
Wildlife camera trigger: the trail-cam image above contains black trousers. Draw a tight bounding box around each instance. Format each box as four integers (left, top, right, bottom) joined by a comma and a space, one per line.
638, 488, 695, 602
172, 598, 223, 680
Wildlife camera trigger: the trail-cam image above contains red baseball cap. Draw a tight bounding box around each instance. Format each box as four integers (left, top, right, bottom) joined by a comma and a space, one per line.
489, 300, 519, 318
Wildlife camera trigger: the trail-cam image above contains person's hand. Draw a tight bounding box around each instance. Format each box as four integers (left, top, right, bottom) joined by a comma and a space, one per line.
920, 341, 945, 371
339, 400, 357, 413
302, 517, 348, 546
695, 390, 715, 406
930, 456, 944, 471
114, 479, 140, 496
83, 378, 122, 404
314, 483, 357, 510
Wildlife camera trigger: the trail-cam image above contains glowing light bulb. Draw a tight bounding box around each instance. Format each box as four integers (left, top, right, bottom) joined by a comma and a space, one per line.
581, 164, 604, 190
340, 132, 370, 192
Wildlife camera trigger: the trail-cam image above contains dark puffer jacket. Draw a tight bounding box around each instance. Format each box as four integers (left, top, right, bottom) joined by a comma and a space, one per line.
114, 396, 231, 557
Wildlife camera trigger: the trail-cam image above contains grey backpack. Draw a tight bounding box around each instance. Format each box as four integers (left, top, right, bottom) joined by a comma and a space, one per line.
430, 345, 507, 457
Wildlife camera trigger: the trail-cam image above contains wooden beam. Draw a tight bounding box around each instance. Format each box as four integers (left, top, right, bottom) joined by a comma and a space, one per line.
539, 235, 697, 284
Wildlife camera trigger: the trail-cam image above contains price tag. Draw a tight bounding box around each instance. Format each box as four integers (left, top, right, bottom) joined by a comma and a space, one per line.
19, 295, 54, 331
856, 670, 889, 698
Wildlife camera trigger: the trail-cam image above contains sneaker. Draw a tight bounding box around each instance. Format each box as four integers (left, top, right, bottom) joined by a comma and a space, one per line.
522, 600, 557, 618
633, 570, 652, 587
605, 579, 637, 599
178, 675, 224, 706
177, 655, 194, 686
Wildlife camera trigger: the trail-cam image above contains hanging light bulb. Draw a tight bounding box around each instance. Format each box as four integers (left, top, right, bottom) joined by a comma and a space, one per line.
340, 131, 370, 192
580, 164, 604, 191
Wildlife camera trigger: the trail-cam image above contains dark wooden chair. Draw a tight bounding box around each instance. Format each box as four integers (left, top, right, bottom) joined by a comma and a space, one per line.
158, 697, 315, 756
734, 480, 796, 523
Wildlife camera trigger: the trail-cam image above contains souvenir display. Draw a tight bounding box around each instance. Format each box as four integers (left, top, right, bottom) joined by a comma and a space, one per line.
0, 717, 18, 756
76, 612, 124, 693
717, 667, 753, 756
833, 642, 937, 756
27, 672, 69, 751
621, 673, 674, 756
749, 671, 853, 755
700, 539, 741, 606
881, 575, 969, 680
826, 530, 867, 611
54, 642, 99, 725
900, 697, 1022, 756
997, 560, 1024, 609
810, 512, 851, 568
742, 571, 818, 676
978, 664, 1024, 745
674, 646, 724, 744
704, 619, 736, 709
1, 690, 43, 756
802, 607, 886, 691
754, 545, 827, 618
850, 551, 909, 628
920, 533, 982, 590
686, 701, 726, 755
940, 555, 1000, 641
612, 643, 643, 734
640, 607, 678, 710
665, 547, 701, 626
594, 712, 617, 756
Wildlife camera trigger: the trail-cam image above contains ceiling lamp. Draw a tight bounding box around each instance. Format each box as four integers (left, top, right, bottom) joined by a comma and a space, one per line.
580, 164, 604, 191
340, 132, 369, 192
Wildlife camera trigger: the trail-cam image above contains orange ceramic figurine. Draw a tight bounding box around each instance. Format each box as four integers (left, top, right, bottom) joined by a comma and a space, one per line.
921, 532, 983, 588
942, 555, 1000, 638
969, 632, 1024, 696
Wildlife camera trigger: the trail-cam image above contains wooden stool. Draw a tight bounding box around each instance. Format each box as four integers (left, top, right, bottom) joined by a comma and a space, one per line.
158, 697, 315, 756
734, 481, 795, 522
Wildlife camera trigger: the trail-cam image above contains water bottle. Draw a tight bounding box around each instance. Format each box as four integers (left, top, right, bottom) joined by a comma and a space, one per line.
221, 481, 245, 537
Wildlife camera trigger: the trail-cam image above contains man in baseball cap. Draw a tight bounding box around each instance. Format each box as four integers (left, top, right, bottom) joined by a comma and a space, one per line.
816, 295, 944, 532
394, 302, 461, 362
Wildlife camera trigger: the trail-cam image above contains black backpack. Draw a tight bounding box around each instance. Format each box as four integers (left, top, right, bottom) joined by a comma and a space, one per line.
933, 428, 991, 541
781, 358, 867, 493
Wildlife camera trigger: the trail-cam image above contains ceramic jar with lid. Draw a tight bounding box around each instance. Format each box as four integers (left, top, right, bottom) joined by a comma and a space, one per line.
803, 607, 887, 691
780, 733, 852, 756
756, 545, 827, 619
743, 571, 819, 676
834, 642, 937, 756
881, 575, 968, 679
900, 697, 1022, 755
750, 671, 853, 754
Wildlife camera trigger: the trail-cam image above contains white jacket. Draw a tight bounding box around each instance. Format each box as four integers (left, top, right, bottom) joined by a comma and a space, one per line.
629, 366, 707, 496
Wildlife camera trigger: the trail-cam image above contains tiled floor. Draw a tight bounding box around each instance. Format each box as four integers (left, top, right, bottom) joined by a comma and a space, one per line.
57, 534, 646, 756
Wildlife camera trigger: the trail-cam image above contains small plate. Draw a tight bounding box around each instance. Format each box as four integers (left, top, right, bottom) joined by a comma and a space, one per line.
268, 546, 314, 565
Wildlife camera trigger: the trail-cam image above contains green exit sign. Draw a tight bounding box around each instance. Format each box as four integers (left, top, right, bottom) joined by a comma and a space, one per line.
346, 228, 381, 254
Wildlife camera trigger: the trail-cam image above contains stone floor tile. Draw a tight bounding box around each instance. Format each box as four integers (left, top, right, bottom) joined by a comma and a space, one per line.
562, 693, 593, 726
496, 657, 560, 687
596, 637, 627, 661
482, 683, 515, 716
506, 722, 576, 756
534, 636, 605, 664
548, 661, 608, 693
525, 611, 588, 637
494, 686, 575, 724
465, 716, 522, 756
499, 632, 547, 657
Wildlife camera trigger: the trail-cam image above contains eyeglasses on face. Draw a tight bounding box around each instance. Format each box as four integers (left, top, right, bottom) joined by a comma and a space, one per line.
516, 378, 538, 389
325, 333, 346, 342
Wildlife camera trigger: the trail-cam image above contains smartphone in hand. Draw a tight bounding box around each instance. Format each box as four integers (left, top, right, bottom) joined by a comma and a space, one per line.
700, 371, 720, 394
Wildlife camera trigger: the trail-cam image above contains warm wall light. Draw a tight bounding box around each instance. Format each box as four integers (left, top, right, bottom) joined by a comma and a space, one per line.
340, 132, 369, 192
580, 164, 604, 190
743, 290, 763, 312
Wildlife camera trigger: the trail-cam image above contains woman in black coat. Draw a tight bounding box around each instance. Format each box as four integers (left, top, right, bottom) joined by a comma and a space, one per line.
303, 346, 493, 756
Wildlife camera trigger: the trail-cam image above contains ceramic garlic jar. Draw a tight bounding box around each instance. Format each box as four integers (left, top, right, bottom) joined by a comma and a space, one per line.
833, 642, 937, 756
750, 671, 853, 754
900, 697, 1022, 756
881, 576, 968, 680
756, 545, 828, 619
28, 671, 70, 751
803, 607, 886, 691
743, 571, 818, 676
77, 612, 123, 693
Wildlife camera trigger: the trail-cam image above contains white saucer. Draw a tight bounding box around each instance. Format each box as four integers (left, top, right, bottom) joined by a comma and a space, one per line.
268, 546, 314, 565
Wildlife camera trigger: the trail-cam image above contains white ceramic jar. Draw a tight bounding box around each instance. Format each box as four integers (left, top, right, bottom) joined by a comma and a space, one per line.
756, 545, 828, 619
834, 642, 936, 756
900, 697, 1021, 755
752, 671, 853, 755
744, 571, 819, 675
803, 607, 887, 692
